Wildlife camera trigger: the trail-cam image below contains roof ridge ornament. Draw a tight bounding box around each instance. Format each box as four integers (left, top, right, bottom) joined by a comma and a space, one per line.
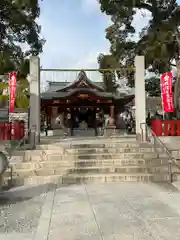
78, 70, 88, 81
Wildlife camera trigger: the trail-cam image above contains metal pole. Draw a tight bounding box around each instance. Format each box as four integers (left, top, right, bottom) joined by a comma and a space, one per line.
168, 159, 173, 182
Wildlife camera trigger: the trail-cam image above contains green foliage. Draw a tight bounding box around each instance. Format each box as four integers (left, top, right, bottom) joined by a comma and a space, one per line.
0, 0, 44, 75
145, 76, 161, 96
99, 0, 180, 115
0, 78, 29, 109
97, 54, 119, 92
99, 0, 180, 76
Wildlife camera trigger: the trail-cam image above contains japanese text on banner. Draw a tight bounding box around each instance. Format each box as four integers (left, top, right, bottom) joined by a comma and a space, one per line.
9, 73, 17, 113
160, 72, 174, 112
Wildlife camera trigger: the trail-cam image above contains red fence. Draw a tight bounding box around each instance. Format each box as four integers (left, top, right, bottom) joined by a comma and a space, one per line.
0, 122, 25, 140
152, 120, 180, 136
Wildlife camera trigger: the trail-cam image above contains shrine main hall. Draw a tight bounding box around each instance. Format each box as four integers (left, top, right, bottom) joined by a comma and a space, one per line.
40, 71, 134, 129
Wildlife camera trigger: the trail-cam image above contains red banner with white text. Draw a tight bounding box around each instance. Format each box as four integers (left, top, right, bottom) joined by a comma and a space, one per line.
160, 72, 174, 112
9, 73, 17, 113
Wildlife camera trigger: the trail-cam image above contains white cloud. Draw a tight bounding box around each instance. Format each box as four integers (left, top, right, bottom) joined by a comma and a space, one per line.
39, 0, 152, 90
132, 10, 152, 40
81, 0, 100, 14
75, 52, 105, 82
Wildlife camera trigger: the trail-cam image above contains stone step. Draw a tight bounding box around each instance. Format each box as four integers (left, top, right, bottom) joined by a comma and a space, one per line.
70, 142, 151, 149
60, 173, 170, 184
4, 164, 172, 179
12, 148, 65, 156
71, 152, 168, 159
3, 172, 169, 186
9, 158, 169, 170
37, 139, 139, 149
36, 144, 65, 150
9, 151, 168, 162
10, 152, 169, 162
66, 147, 163, 154
10, 153, 72, 162
69, 165, 171, 174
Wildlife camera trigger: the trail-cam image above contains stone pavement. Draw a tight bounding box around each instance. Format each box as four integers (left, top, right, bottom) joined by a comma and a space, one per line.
1, 182, 180, 239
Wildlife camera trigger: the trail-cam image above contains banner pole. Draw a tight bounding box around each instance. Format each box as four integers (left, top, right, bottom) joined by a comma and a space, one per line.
8, 73, 10, 123
160, 74, 164, 120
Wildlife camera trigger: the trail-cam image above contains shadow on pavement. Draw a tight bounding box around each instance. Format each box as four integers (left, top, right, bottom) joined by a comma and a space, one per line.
152, 182, 179, 192
0, 183, 57, 205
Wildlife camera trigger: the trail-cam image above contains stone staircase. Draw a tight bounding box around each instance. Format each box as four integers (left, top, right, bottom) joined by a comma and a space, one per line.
1, 137, 174, 186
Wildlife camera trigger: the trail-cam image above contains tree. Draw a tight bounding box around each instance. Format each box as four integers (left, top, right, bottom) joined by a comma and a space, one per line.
99, 0, 180, 71
0, 77, 29, 109
0, 0, 44, 75
0, 0, 44, 109
99, 0, 180, 115
97, 54, 119, 93
145, 76, 161, 96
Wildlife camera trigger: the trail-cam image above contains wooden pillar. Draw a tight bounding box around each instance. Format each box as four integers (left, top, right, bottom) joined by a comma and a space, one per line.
47, 106, 52, 127
44, 106, 48, 123
110, 105, 114, 118
109, 105, 115, 126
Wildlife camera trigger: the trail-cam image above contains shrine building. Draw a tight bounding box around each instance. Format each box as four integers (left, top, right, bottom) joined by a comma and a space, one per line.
40, 71, 134, 129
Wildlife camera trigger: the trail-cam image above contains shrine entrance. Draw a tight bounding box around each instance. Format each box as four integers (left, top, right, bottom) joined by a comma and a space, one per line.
29, 56, 146, 143
71, 107, 96, 128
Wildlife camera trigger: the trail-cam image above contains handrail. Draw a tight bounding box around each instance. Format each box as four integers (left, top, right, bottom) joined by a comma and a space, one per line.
6, 128, 31, 161
1, 128, 31, 187
1, 128, 49, 188
140, 122, 180, 183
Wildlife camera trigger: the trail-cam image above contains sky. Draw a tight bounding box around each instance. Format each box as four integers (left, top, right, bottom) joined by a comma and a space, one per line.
38, 0, 151, 86
39, 0, 151, 68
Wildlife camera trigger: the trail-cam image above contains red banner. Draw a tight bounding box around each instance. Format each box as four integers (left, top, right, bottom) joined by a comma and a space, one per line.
9, 72, 17, 113
160, 72, 174, 112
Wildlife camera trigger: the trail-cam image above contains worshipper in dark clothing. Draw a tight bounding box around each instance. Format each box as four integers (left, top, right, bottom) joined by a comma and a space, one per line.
99, 111, 105, 135
66, 110, 73, 136
124, 110, 131, 134
94, 109, 101, 136
44, 120, 48, 136
94, 113, 99, 136
146, 111, 151, 127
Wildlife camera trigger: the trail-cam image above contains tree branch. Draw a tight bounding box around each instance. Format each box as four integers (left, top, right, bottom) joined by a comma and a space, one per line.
175, 32, 180, 48
114, 1, 153, 13
134, 3, 153, 13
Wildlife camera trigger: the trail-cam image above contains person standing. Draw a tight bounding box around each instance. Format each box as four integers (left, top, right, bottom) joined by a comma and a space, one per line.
94, 109, 100, 136
66, 109, 73, 136
44, 120, 48, 136
99, 111, 104, 135
124, 110, 131, 134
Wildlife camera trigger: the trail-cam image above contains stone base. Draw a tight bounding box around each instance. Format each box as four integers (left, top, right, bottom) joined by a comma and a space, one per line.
136, 133, 142, 141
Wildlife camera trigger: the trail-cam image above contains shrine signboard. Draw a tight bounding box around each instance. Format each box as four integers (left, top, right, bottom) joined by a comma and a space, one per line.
78, 94, 89, 99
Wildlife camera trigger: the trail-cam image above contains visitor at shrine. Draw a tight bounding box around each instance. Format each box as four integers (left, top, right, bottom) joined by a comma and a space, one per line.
146, 112, 151, 127
66, 110, 73, 136
94, 109, 104, 136
99, 111, 105, 135
124, 110, 132, 134
44, 120, 48, 136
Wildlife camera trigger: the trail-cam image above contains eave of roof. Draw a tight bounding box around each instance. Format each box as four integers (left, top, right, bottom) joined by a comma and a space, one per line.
41, 88, 135, 101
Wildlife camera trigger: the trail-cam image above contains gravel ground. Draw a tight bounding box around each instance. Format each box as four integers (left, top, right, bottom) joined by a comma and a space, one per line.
0, 194, 45, 234
0, 183, 52, 237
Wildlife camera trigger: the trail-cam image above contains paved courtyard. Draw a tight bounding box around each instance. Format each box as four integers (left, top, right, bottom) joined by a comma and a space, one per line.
1, 182, 180, 239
